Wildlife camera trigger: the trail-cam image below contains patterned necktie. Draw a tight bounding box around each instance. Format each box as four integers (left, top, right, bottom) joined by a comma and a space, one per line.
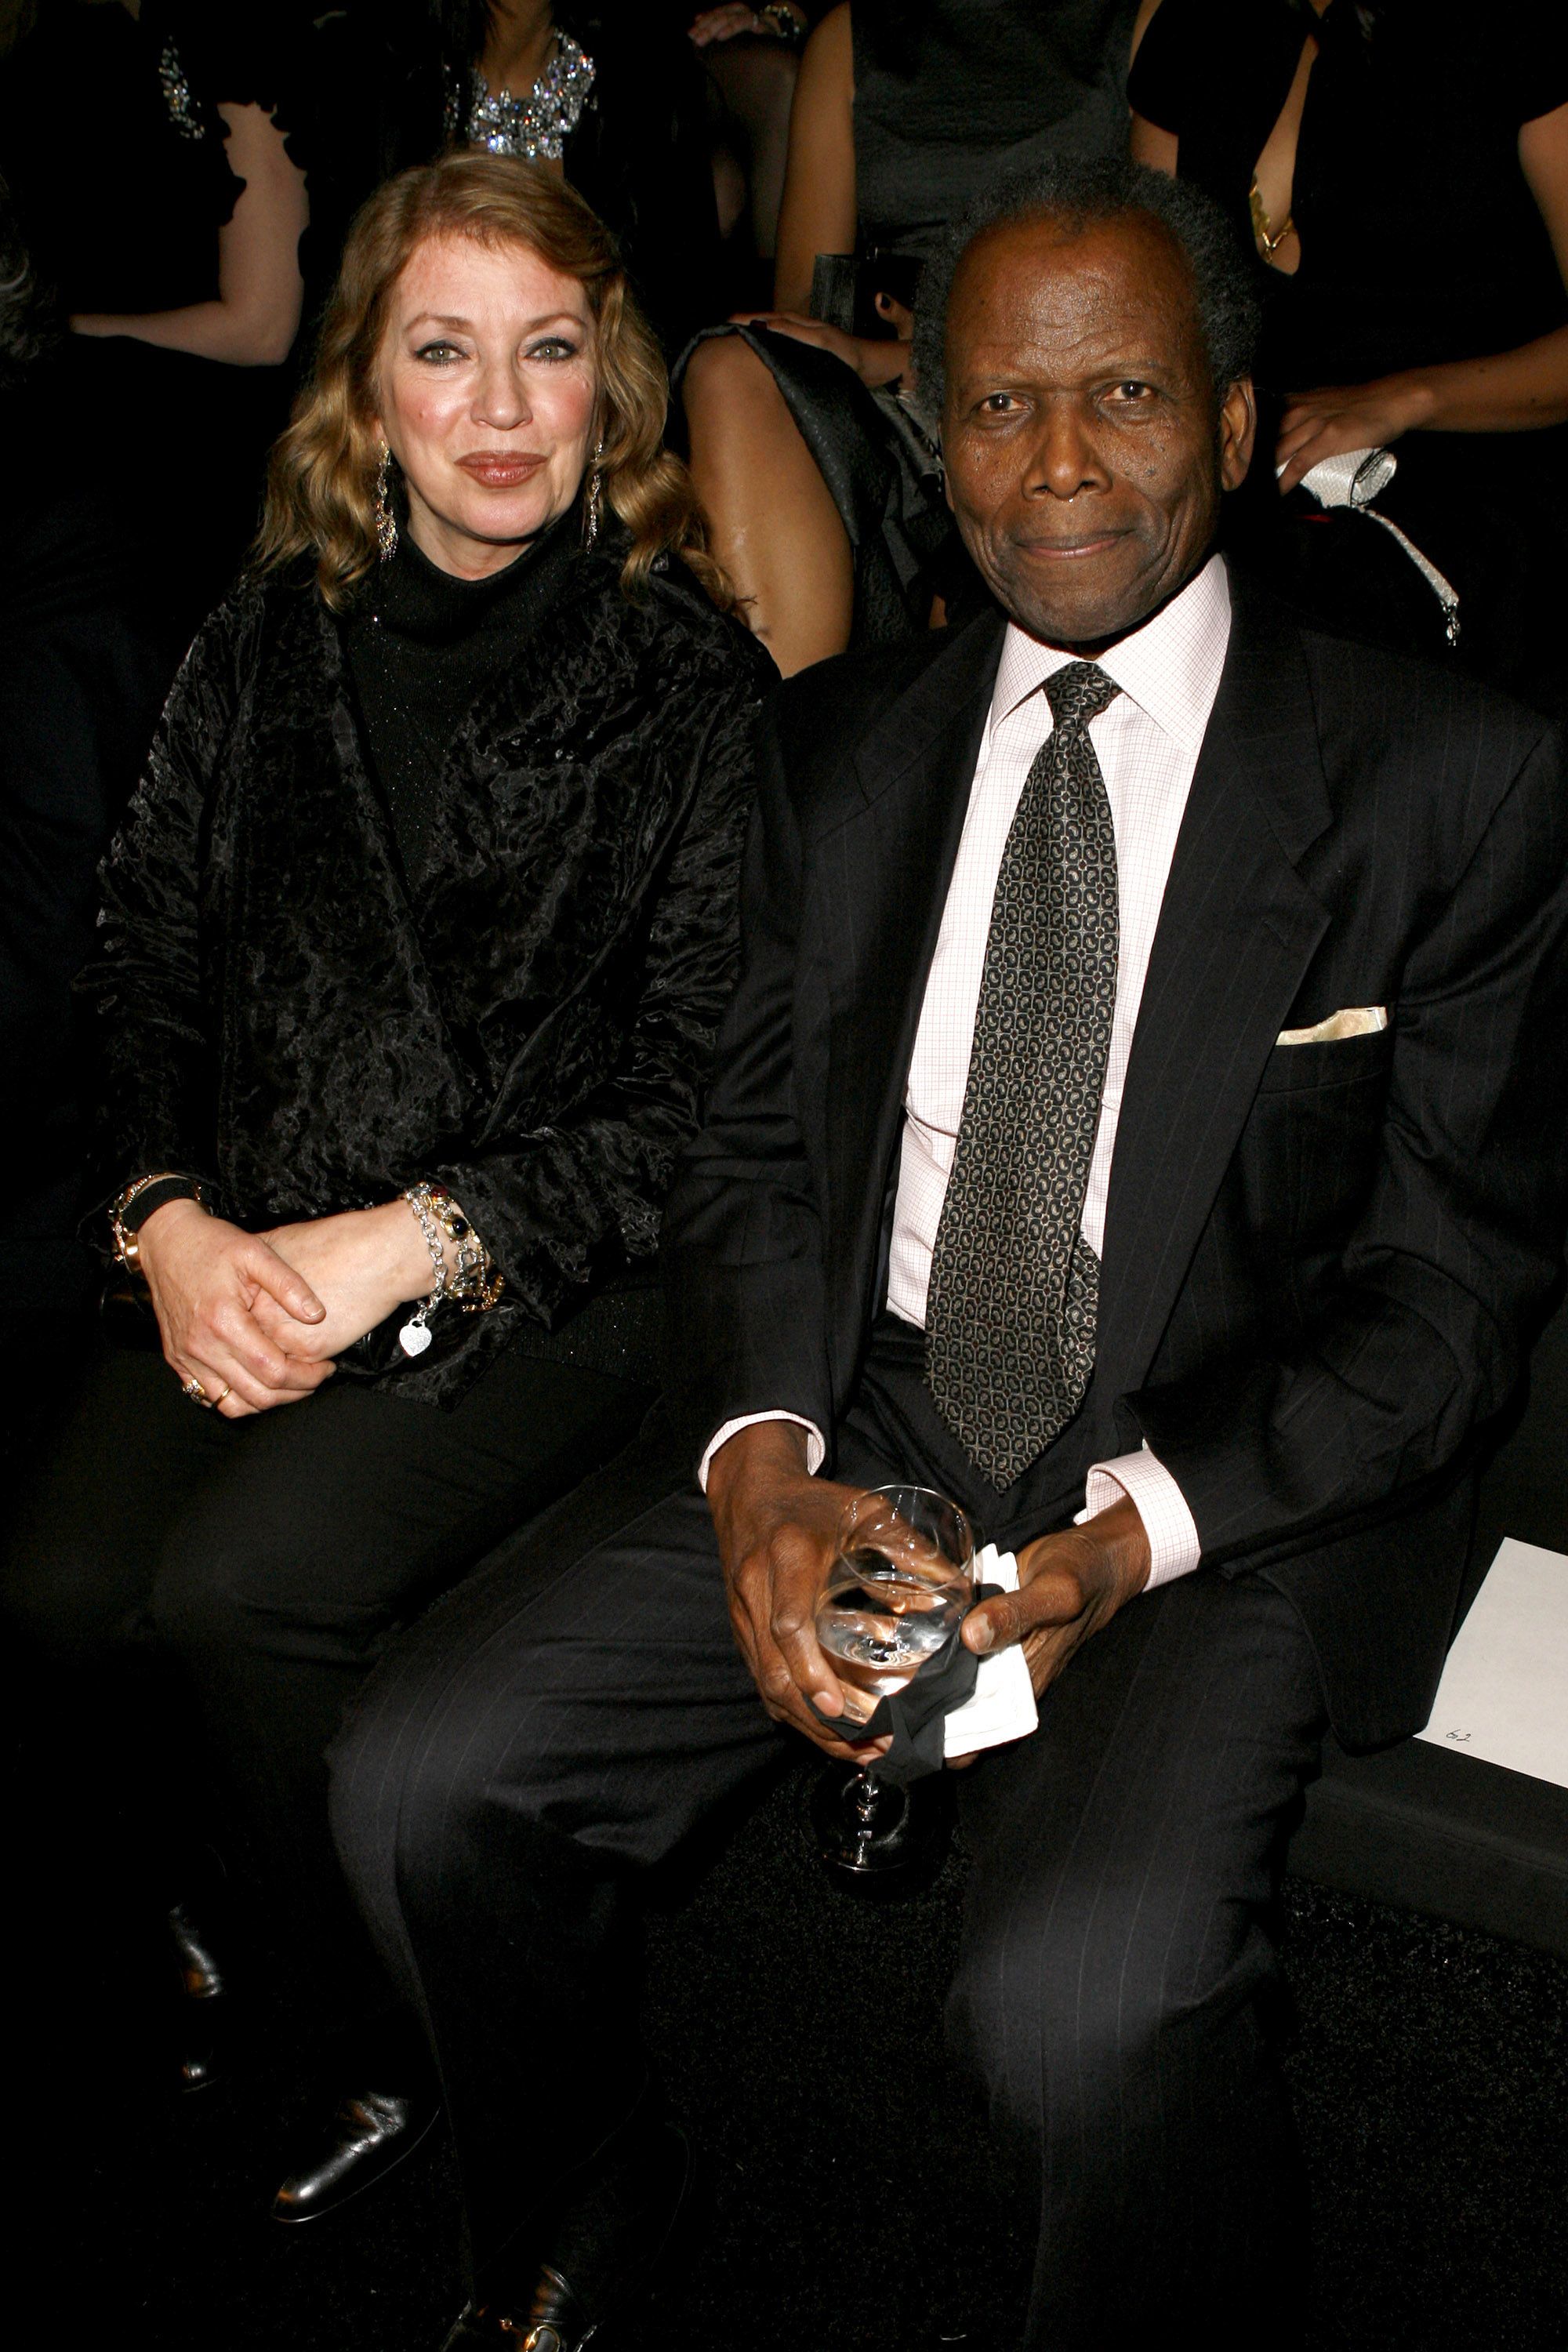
925, 660, 1122, 1488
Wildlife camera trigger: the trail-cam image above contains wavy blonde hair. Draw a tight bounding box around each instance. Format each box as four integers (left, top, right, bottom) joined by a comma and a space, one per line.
256, 151, 731, 612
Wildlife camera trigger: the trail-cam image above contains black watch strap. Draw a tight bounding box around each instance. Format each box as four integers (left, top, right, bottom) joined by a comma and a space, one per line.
120, 1175, 205, 1234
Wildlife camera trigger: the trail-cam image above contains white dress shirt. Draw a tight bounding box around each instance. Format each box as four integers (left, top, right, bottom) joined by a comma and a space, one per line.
703, 556, 1232, 1590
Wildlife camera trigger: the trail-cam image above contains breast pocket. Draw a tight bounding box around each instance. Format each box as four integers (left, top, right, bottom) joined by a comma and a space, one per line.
1256, 1027, 1396, 1094
1246, 1029, 1396, 1253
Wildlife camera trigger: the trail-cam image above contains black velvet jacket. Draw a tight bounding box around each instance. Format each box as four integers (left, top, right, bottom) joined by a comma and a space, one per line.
82, 534, 772, 1404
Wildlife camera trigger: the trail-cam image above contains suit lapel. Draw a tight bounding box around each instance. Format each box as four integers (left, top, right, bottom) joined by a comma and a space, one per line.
820, 609, 1004, 1313
1096, 586, 1334, 1400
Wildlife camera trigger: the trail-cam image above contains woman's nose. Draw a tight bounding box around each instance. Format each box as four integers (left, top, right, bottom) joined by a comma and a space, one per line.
474, 362, 532, 430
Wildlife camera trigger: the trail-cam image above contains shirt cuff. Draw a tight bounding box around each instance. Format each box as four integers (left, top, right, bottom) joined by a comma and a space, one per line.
698, 1411, 827, 1493
1074, 1444, 1202, 1589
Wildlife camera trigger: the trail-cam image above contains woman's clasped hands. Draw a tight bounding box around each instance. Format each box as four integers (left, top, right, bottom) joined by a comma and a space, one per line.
136, 1197, 440, 1417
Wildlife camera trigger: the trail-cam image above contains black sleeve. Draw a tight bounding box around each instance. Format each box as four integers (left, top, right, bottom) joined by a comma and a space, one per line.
75, 593, 252, 1210
1134, 720, 1568, 1568
155, 0, 308, 163
660, 703, 836, 1468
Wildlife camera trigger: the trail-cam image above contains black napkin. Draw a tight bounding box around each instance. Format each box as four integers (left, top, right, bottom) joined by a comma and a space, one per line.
811, 1583, 1002, 1785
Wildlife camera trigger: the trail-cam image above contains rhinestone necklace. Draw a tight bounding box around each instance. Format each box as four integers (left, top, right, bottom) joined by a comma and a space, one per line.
448, 31, 596, 162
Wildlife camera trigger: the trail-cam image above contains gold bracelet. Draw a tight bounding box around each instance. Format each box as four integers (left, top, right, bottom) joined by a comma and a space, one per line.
426, 1184, 505, 1312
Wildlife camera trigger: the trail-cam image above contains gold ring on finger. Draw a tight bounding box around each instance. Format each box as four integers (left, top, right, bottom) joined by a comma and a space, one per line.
181, 1375, 213, 1407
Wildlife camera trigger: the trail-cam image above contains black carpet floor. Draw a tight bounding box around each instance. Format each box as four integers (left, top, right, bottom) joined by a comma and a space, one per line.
20, 1756, 1568, 2351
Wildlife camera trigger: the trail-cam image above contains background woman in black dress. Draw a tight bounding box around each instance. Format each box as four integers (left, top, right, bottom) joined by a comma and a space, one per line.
0, 0, 310, 644
2, 151, 769, 2223
1131, 0, 1568, 716
306, 0, 725, 356
680, 0, 1142, 673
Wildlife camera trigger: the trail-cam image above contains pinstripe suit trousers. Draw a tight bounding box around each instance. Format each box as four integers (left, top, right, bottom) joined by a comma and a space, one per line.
331, 1348, 1326, 2342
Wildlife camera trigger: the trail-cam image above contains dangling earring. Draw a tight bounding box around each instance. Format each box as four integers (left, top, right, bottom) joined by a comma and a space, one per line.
375, 440, 397, 561
584, 437, 605, 550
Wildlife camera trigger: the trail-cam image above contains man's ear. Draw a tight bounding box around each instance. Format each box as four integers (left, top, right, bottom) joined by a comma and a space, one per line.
1218, 376, 1258, 491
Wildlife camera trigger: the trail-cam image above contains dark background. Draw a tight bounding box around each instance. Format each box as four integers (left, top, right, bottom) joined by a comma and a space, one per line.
20, 1751, 1567, 2351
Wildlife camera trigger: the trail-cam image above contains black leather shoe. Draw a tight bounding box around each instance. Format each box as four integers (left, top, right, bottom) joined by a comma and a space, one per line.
270, 2086, 441, 2223
168, 1897, 228, 2092
438, 2107, 695, 2350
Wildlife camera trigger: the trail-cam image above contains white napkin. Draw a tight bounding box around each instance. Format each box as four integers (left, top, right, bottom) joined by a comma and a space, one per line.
943, 1544, 1040, 1759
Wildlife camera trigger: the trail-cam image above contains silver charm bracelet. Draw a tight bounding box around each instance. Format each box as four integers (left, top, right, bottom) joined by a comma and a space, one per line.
398, 1182, 504, 1356
399, 1183, 451, 1356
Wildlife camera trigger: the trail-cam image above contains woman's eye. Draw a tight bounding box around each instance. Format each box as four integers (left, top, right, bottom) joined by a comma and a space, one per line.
414, 341, 463, 365
528, 338, 579, 363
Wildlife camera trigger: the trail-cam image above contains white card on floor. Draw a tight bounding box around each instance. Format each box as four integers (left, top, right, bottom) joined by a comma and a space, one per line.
1415, 1537, 1568, 1789
944, 1544, 1040, 1759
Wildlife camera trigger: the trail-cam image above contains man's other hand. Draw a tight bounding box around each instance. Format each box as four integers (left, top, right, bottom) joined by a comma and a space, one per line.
705, 1421, 889, 1763
961, 1494, 1152, 1702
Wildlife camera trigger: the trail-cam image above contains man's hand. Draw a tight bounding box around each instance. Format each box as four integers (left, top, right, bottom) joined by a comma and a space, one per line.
705, 1421, 889, 1764
960, 1494, 1152, 1706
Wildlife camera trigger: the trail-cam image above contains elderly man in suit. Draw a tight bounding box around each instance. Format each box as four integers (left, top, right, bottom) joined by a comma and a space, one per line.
332, 160, 1568, 2350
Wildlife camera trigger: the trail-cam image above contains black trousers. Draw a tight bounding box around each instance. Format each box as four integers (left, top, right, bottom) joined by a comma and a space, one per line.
331, 1333, 1327, 2340
1, 1332, 651, 2046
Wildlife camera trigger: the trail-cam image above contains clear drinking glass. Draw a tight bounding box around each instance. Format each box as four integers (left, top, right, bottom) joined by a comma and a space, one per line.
815, 1483, 976, 1731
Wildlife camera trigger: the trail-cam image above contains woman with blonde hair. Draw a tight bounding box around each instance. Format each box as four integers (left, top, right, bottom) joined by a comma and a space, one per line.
2, 149, 770, 2222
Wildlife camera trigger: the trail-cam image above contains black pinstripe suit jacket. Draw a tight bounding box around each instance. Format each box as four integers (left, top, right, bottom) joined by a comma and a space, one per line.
662, 570, 1568, 1746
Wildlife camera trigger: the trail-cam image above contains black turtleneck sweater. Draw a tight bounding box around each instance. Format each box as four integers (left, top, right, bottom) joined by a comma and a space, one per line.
346, 506, 580, 885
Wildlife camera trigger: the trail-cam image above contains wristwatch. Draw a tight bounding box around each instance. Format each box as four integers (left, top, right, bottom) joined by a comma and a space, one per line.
109, 1173, 208, 1269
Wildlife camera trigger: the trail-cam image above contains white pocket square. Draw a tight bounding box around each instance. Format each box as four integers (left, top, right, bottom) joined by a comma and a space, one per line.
1276, 1007, 1388, 1047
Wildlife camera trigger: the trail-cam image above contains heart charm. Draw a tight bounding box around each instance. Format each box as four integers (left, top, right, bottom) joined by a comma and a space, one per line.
398, 1318, 433, 1357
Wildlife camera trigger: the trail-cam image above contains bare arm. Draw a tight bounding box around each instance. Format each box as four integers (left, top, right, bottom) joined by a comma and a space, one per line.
741, 6, 910, 386
1268, 99, 1568, 482
771, 2, 855, 312
72, 102, 306, 368
1130, 111, 1178, 172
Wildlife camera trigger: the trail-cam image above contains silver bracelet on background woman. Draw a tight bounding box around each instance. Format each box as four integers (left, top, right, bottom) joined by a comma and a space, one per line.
399, 1181, 505, 1356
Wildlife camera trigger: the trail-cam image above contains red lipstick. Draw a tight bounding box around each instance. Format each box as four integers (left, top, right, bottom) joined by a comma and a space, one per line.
456, 450, 546, 488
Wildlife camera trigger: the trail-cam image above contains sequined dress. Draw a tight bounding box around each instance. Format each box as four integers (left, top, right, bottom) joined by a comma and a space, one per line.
299, 3, 723, 355
445, 31, 597, 162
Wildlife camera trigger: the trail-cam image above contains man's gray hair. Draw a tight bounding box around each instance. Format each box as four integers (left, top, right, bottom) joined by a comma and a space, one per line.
909, 157, 1261, 430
